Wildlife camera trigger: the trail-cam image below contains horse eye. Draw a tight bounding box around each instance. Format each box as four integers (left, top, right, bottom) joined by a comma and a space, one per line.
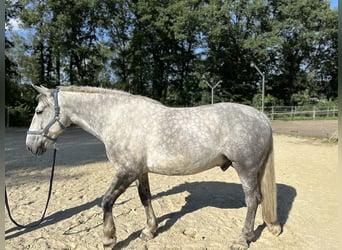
36, 110, 43, 115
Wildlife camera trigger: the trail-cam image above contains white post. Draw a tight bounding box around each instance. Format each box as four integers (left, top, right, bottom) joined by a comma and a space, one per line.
205, 80, 222, 104
261, 73, 265, 113
271, 106, 274, 120
250, 62, 265, 113
6, 107, 9, 127
313, 106, 316, 120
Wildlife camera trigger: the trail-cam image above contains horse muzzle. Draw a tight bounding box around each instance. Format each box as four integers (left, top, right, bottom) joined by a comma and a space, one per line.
26, 135, 48, 156
27, 144, 47, 156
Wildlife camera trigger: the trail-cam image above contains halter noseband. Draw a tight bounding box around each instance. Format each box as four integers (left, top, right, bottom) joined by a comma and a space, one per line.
27, 88, 66, 142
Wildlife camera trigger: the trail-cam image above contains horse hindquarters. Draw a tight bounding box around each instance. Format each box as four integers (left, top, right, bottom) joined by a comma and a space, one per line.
231, 136, 281, 250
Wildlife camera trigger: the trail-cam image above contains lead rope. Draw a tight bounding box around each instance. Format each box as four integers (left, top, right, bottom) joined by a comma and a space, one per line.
5, 146, 57, 228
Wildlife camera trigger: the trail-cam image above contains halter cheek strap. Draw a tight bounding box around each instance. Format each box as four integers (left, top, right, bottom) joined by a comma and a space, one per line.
27, 89, 66, 142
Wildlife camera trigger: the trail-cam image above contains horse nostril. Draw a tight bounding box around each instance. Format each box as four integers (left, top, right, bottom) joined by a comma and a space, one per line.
27, 146, 32, 152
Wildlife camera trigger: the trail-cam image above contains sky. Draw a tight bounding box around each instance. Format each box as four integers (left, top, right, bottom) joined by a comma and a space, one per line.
330, 0, 338, 8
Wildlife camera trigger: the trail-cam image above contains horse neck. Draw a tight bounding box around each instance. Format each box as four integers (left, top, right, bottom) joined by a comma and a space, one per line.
60, 91, 120, 141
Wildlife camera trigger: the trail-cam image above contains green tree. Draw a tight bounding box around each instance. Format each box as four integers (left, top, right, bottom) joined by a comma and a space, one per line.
5, 0, 338, 117
258, 0, 337, 104
16, 0, 109, 86
128, 0, 203, 104
5, 0, 22, 107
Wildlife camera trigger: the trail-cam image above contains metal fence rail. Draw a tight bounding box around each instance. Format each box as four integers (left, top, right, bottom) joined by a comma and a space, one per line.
263, 106, 338, 120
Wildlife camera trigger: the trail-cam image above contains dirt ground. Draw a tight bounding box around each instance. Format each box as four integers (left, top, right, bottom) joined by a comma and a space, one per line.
5, 121, 338, 250
270, 120, 337, 139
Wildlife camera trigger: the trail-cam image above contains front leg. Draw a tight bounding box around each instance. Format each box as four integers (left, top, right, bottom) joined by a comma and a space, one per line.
102, 171, 137, 248
136, 173, 158, 241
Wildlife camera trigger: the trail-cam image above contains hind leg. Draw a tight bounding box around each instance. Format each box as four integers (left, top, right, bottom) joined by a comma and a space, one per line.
136, 173, 158, 241
101, 170, 138, 248
231, 171, 261, 250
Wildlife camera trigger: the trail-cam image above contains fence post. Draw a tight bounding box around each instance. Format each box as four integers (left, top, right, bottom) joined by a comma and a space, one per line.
333, 106, 336, 117
6, 107, 9, 127
313, 106, 316, 120
271, 106, 274, 120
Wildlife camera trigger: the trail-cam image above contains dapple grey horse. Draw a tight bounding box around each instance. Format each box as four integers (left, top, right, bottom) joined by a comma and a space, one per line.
26, 85, 281, 250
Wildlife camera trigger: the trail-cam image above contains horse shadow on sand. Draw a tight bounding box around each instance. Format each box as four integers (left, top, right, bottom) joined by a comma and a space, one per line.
5, 197, 131, 240
114, 181, 296, 249
5, 181, 296, 247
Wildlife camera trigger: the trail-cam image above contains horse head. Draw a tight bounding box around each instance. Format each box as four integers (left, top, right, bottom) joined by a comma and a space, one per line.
26, 85, 70, 156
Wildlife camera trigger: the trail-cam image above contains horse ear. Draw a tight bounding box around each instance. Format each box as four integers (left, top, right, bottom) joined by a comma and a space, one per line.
31, 84, 51, 96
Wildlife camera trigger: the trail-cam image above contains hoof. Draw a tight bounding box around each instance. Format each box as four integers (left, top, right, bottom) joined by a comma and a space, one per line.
103, 236, 117, 249
230, 241, 248, 250
140, 229, 154, 241
230, 235, 249, 250
267, 223, 282, 236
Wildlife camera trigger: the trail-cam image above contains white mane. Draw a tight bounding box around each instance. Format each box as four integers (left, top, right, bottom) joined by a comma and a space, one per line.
58, 85, 162, 105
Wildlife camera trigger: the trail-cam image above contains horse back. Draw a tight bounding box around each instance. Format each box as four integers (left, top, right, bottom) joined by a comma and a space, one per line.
144, 102, 272, 175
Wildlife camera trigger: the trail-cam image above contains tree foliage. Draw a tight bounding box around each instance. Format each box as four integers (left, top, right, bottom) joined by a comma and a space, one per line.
5, 0, 338, 125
